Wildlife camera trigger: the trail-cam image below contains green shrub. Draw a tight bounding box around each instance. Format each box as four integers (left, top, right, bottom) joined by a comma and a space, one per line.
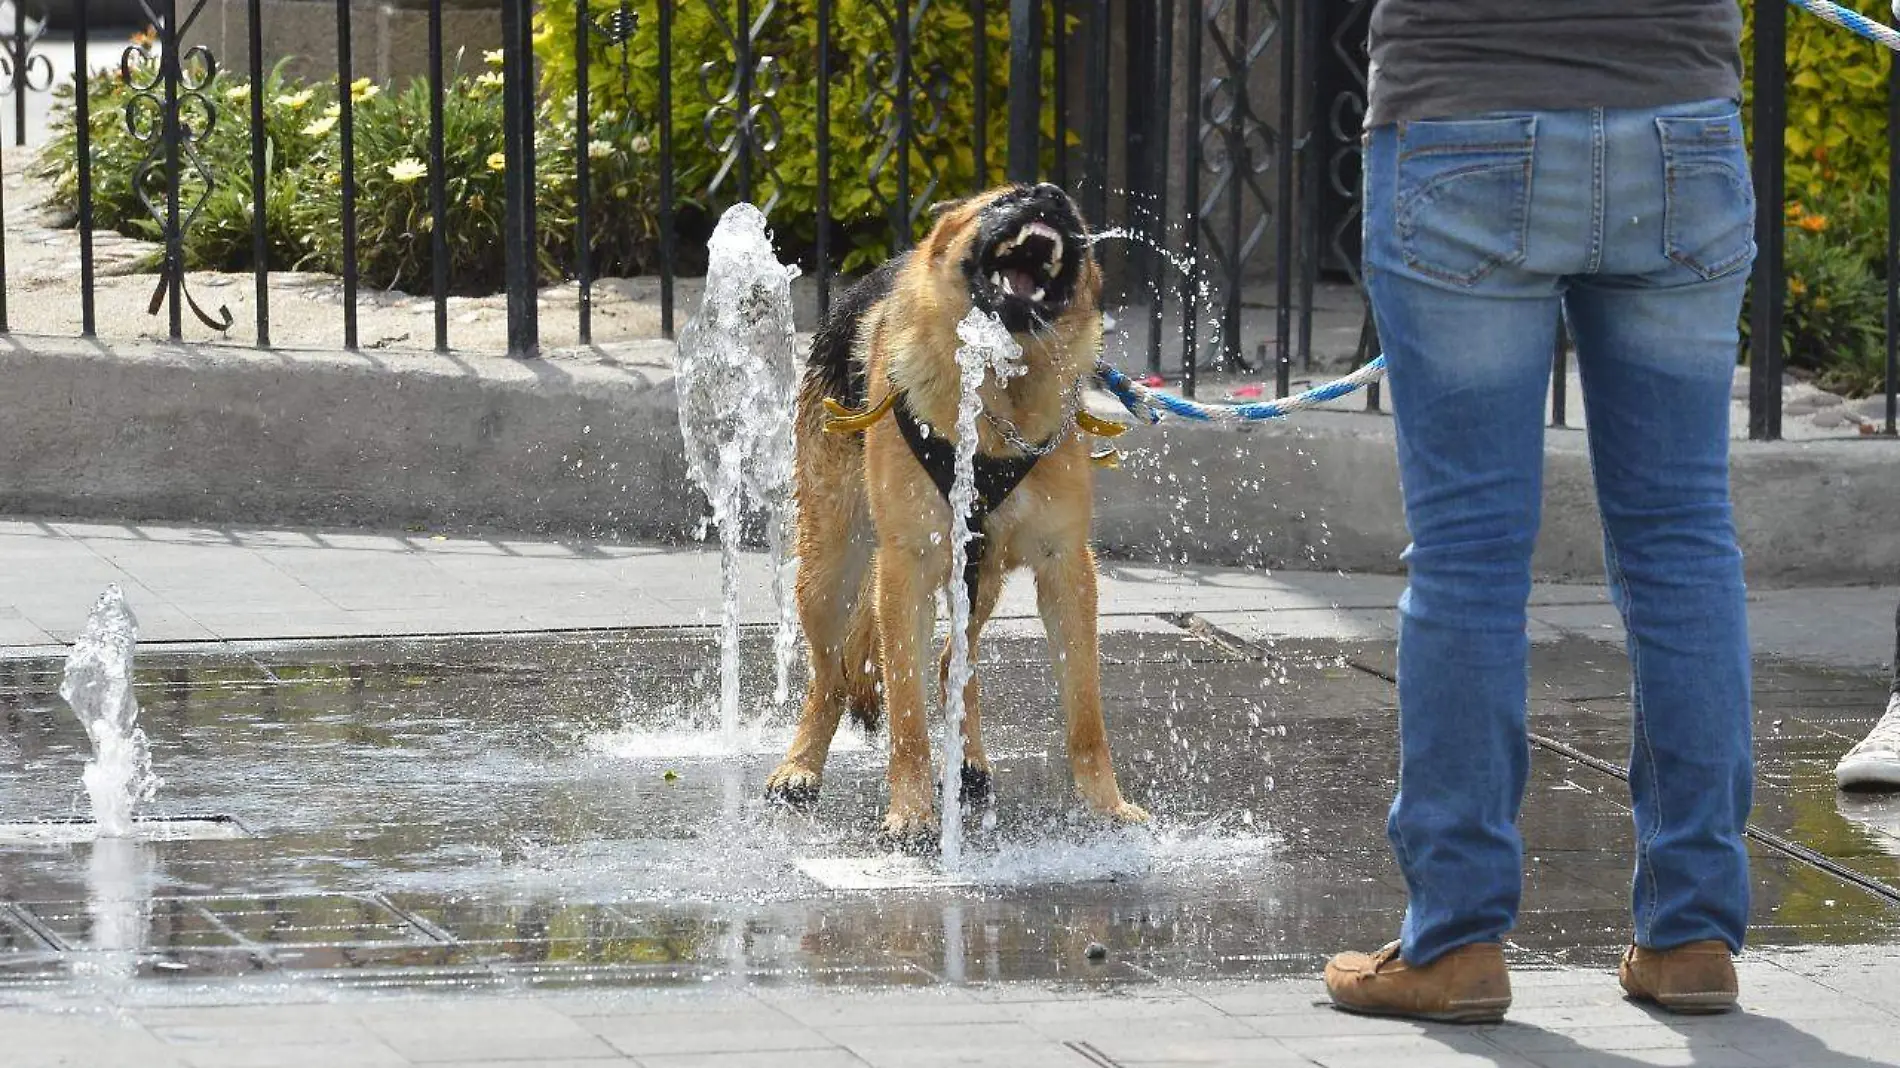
1743, 0, 1891, 199
532, 0, 1068, 271
37, 54, 320, 270
38, 53, 663, 293
1738, 1, 1893, 398
1780, 191, 1889, 397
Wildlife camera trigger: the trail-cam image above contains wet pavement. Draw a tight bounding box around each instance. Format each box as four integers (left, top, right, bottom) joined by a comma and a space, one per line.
3, 624, 1897, 1005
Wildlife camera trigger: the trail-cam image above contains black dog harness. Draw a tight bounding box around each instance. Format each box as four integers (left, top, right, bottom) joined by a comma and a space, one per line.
893, 395, 1049, 607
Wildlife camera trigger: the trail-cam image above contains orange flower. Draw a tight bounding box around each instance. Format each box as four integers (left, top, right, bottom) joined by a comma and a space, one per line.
1798, 214, 1828, 233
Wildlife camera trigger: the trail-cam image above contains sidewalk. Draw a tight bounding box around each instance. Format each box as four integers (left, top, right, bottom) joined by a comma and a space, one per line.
1, 517, 1894, 668
9, 960, 1900, 1068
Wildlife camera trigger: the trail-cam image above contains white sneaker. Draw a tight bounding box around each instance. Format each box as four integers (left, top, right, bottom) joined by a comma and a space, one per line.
1836, 692, 1900, 790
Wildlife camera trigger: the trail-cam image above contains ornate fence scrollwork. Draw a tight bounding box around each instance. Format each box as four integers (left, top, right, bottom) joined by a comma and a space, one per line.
121, 0, 233, 335
1320, 0, 1374, 370
859, 0, 952, 246
699, 0, 784, 212
0, 2, 53, 148
1189, 0, 1281, 372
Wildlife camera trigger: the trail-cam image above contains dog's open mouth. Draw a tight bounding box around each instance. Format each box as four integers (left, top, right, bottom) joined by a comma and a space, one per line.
967, 186, 1085, 331
983, 220, 1067, 309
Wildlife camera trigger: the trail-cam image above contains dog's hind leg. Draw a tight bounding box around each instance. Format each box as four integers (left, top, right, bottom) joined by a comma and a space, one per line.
939, 560, 1005, 804
1034, 544, 1148, 825
765, 430, 872, 810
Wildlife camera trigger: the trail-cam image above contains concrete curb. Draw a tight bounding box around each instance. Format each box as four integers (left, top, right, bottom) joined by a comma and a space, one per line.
2, 334, 1896, 585
1095, 411, 1900, 586
0, 334, 704, 543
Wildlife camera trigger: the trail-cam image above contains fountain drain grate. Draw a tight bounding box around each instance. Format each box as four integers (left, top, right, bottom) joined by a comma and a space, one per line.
0, 815, 249, 845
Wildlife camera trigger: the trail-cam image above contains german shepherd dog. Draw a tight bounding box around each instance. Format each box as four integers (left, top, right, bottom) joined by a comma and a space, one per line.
763, 182, 1149, 843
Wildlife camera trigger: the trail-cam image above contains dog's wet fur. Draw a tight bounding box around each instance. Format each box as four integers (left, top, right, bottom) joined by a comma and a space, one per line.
764, 182, 1149, 847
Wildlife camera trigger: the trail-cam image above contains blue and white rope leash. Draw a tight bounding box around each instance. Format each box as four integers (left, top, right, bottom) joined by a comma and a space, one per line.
1790, 0, 1900, 51
1090, 0, 1895, 427
1095, 356, 1389, 425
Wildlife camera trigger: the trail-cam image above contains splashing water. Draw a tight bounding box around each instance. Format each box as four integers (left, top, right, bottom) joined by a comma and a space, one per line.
1088, 226, 1225, 362
941, 309, 1026, 866
676, 203, 801, 749
58, 586, 159, 837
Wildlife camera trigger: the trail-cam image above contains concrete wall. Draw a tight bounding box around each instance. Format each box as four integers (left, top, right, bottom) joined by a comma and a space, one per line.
197, 0, 501, 89
0, 337, 702, 542
4, 337, 1897, 588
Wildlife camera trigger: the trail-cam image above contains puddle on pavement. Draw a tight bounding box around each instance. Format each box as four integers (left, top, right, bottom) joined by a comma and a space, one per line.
0, 630, 1895, 1001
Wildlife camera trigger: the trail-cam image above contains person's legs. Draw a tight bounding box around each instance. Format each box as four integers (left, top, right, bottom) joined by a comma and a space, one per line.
1361, 112, 1591, 967
1563, 99, 1754, 955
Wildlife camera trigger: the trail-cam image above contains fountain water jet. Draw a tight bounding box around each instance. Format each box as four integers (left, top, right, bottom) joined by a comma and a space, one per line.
676, 203, 801, 749
940, 309, 1026, 867
59, 586, 159, 837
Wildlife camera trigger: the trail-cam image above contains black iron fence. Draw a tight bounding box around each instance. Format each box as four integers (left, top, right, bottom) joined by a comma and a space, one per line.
0, 0, 1894, 441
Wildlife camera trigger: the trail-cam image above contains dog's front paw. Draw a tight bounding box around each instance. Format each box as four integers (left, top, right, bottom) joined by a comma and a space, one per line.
879, 806, 939, 853
959, 762, 993, 805
764, 763, 823, 811
1102, 800, 1150, 825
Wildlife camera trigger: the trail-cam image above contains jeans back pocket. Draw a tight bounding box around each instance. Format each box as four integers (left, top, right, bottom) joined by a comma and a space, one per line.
1658, 111, 1756, 281
1395, 116, 1536, 287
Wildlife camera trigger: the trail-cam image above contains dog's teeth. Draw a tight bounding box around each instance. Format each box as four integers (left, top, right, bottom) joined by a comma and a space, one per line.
1031, 286, 1046, 302
1050, 233, 1064, 262
990, 271, 1003, 288
1001, 275, 1015, 295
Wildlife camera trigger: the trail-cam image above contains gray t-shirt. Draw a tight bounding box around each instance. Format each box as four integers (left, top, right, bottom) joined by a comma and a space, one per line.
1366, 0, 1744, 127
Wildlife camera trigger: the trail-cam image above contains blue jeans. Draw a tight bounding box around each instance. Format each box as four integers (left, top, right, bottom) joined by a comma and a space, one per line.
1364, 100, 1755, 965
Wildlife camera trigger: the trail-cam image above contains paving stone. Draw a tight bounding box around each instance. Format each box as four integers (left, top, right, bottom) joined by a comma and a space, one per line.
176, 1042, 413, 1068
1531, 1048, 1771, 1068
584, 1009, 833, 1057
1081, 1034, 1314, 1065
637, 1052, 872, 1068
360, 1003, 620, 1063
823, 1020, 1052, 1053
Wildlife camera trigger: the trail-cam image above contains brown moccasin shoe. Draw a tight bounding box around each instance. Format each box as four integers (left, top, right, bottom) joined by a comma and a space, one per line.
1325, 940, 1511, 1023
1619, 941, 1737, 1014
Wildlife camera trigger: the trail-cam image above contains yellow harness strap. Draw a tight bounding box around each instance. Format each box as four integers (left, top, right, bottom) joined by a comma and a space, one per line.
822, 393, 897, 434
1075, 410, 1128, 438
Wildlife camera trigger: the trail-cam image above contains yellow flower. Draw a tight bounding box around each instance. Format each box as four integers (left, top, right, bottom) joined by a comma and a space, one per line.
322, 102, 341, 119
304, 115, 337, 137
386, 157, 427, 184
487, 151, 506, 172
224, 83, 251, 103
587, 139, 614, 160
274, 87, 315, 109
1789, 277, 1807, 297
483, 49, 504, 67
1785, 202, 1805, 220
351, 76, 372, 94
468, 193, 485, 212
476, 71, 505, 90
1798, 214, 1827, 233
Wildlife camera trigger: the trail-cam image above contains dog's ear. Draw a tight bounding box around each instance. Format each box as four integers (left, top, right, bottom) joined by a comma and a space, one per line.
924, 198, 976, 260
